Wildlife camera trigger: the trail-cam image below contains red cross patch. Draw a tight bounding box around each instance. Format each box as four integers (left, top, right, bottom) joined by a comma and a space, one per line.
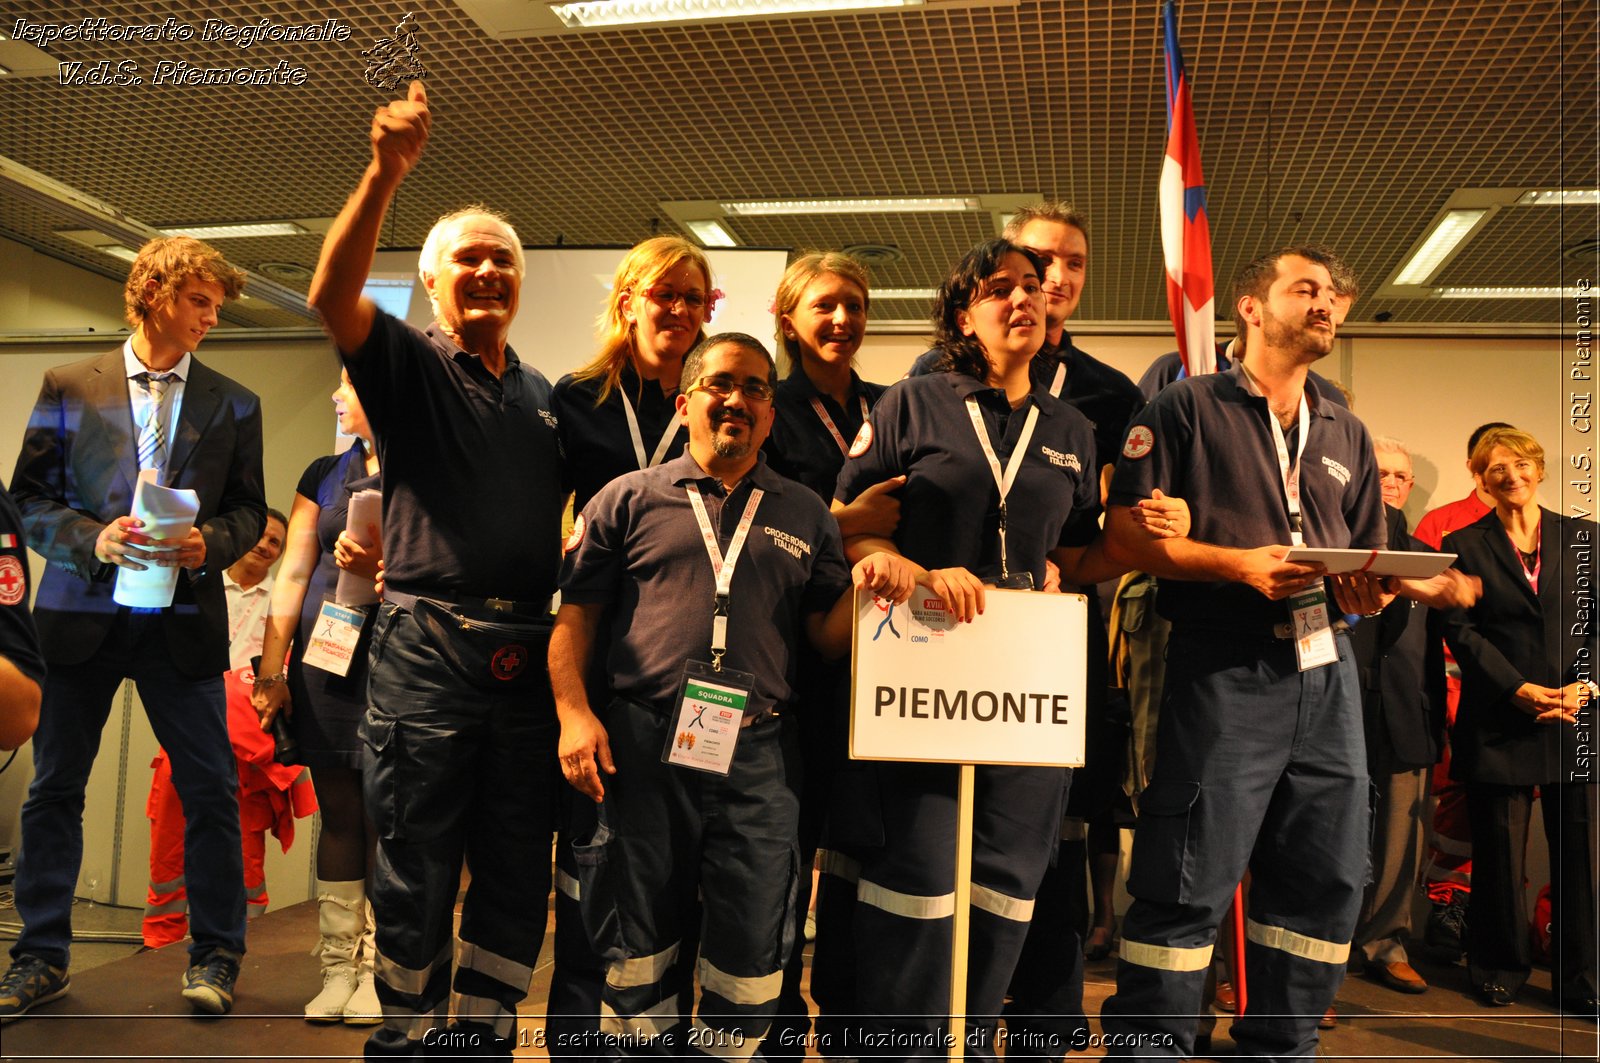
1122, 425, 1155, 460
490, 644, 528, 681
847, 421, 873, 458
0, 556, 25, 607
563, 515, 586, 555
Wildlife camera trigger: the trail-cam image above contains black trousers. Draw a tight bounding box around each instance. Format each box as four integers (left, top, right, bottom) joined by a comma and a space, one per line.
1465, 781, 1599, 1001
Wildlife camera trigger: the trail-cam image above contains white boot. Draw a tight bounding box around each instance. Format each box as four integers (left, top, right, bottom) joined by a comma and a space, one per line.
304, 879, 363, 1022
343, 897, 382, 1025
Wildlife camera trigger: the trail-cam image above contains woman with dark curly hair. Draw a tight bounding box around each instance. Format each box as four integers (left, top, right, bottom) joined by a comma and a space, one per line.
811, 239, 1187, 1056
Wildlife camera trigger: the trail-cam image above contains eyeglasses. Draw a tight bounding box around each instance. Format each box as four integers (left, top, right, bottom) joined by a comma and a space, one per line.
972, 278, 1043, 304
688, 374, 775, 402
1378, 471, 1413, 484
640, 286, 708, 311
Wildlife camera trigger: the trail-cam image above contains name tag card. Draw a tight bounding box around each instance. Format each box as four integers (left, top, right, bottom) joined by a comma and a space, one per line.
850, 587, 1086, 767
1288, 587, 1339, 672
663, 661, 754, 775
302, 600, 367, 676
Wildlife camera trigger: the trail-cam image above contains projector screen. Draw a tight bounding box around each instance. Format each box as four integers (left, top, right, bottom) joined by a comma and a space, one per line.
364, 246, 792, 383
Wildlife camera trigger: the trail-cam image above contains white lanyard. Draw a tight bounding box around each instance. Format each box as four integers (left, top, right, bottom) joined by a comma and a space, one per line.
1049, 360, 1066, 399
620, 390, 681, 470
685, 482, 765, 669
1241, 367, 1311, 546
810, 395, 870, 456
964, 396, 1040, 581
1264, 394, 1311, 547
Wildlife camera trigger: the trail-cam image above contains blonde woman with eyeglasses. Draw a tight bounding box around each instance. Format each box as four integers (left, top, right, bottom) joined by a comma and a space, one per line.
547, 234, 719, 1052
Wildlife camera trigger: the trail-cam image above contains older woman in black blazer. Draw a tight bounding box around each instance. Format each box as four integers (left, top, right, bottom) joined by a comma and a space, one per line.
1441, 427, 1598, 1014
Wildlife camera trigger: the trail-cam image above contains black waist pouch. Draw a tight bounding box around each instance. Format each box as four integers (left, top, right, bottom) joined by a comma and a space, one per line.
409, 597, 553, 691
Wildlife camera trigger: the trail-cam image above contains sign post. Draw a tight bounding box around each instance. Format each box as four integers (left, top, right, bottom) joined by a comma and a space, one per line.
851, 586, 1087, 1061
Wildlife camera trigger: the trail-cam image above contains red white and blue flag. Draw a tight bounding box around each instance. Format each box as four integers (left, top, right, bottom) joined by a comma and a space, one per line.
1160, 0, 1216, 376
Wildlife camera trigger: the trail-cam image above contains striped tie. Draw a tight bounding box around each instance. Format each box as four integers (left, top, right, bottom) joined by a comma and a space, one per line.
137, 371, 173, 474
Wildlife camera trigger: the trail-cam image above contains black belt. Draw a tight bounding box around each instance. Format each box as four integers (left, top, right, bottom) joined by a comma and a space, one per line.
384, 588, 552, 618
1271, 618, 1353, 640
618, 694, 778, 730
1175, 619, 1352, 642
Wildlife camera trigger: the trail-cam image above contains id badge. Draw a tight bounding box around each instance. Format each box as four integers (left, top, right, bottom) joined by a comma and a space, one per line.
1287, 587, 1339, 672
301, 599, 367, 677
993, 572, 1035, 591
663, 660, 755, 776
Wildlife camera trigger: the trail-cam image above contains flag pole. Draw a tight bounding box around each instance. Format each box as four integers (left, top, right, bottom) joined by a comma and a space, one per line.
947, 763, 975, 1062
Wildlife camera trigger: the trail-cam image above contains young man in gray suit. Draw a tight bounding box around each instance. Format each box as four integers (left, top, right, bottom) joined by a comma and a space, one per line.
1, 236, 266, 1021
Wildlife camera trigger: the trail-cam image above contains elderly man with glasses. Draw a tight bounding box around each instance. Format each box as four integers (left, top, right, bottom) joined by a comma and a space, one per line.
1344, 437, 1446, 996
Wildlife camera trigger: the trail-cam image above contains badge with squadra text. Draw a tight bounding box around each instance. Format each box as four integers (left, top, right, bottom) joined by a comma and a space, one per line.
664, 660, 754, 775
1288, 586, 1339, 671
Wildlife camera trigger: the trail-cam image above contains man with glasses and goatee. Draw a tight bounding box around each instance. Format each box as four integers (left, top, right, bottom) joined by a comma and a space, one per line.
550, 332, 918, 1060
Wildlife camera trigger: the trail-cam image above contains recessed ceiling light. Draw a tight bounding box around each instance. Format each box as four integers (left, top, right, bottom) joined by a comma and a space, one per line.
722, 197, 980, 216
1435, 286, 1585, 299
843, 243, 904, 266
160, 221, 309, 240
55, 228, 141, 263
1393, 208, 1488, 285
1514, 189, 1600, 206
685, 219, 738, 247
256, 261, 315, 281
550, 0, 923, 29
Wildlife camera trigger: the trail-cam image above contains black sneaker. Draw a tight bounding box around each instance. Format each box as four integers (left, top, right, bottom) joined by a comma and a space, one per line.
0, 954, 70, 1024
181, 948, 242, 1015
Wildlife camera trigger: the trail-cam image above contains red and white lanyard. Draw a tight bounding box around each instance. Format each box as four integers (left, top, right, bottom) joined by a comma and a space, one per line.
1505, 528, 1541, 592
621, 390, 681, 470
810, 395, 870, 456
964, 396, 1040, 582
685, 482, 764, 670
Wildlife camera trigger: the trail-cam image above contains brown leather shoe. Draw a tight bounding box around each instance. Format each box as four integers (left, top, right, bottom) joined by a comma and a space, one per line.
1214, 980, 1238, 1013
1318, 1005, 1338, 1029
1367, 959, 1429, 994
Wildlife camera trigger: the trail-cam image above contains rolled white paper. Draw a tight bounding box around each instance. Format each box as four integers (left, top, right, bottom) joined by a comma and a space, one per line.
334, 488, 383, 606
113, 469, 200, 609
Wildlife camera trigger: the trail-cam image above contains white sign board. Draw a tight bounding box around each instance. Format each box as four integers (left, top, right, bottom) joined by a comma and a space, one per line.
850, 587, 1087, 767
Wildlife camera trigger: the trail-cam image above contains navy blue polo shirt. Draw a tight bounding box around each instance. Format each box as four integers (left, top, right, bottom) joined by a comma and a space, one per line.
910, 336, 1144, 475
1108, 365, 1384, 630
763, 368, 888, 502
559, 449, 851, 717
552, 365, 688, 514
344, 310, 566, 603
1138, 346, 1351, 409
835, 372, 1100, 587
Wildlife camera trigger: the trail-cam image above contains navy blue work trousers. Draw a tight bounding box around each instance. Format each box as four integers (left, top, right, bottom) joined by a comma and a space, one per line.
12, 608, 244, 969
1102, 627, 1369, 1060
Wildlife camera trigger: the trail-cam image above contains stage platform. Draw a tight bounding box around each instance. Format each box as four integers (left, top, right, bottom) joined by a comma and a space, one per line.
2, 895, 1595, 1060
